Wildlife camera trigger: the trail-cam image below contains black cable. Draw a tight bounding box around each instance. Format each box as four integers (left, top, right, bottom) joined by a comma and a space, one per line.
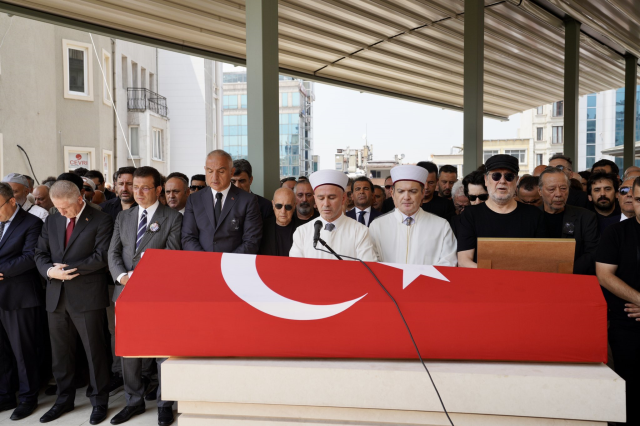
16, 145, 39, 185
314, 244, 454, 425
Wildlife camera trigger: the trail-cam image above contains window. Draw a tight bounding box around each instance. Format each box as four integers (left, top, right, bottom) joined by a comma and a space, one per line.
536, 127, 543, 141
335, 162, 343, 171
241, 94, 247, 109
121, 55, 128, 89
128, 126, 139, 157
552, 101, 563, 117
131, 61, 138, 87
292, 93, 300, 107
223, 95, 238, 109
586, 93, 597, 168
505, 149, 526, 164
152, 129, 163, 161
63, 39, 93, 101
536, 106, 543, 115
552, 126, 563, 144
371, 170, 382, 178
483, 150, 498, 163
536, 153, 543, 166
141, 67, 147, 89
281, 93, 289, 107
102, 49, 112, 106
149, 72, 155, 92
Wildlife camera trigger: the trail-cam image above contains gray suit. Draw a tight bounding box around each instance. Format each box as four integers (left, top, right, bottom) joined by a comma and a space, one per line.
108, 203, 182, 408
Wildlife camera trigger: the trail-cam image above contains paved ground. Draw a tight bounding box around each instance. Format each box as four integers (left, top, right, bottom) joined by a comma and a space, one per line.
0, 387, 177, 426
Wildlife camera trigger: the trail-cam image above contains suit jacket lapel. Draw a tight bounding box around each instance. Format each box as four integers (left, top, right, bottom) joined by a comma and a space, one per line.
203, 189, 215, 230
0, 208, 26, 252
215, 186, 238, 231
135, 204, 168, 254
128, 206, 140, 250
64, 206, 92, 255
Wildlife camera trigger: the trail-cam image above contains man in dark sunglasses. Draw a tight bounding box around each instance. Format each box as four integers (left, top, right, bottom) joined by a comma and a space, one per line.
456, 154, 546, 268
258, 188, 298, 257
189, 174, 206, 194
617, 177, 636, 222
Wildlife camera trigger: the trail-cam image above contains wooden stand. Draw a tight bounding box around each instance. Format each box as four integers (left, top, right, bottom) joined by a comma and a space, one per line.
477, 238, 575, 274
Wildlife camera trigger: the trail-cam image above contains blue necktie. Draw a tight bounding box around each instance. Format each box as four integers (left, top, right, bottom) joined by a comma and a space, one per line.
358, 211, 366, 225
136, 210, 147, 250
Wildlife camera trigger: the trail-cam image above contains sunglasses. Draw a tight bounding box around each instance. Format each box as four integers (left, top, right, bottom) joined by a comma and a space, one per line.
384, 185, 391, 189
620, 186, 632, 195
488, 172, 517, 182
190, 185, 206, 191
553, 165, 572, 172
274, 203, 294, 211
468, 194, 489, 202
83, 186, 94, 192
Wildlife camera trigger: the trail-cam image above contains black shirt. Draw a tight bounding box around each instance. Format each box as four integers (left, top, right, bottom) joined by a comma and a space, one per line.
100, 197, 137, 222
595, 204, 621, 234
421, 195, 455, 221
457, 202, 547, 260
543, 211, 564, 238
295, 210, 319, 226
275, 221, 296, 257
104, 188, 117, 200
596, 218, 640, 323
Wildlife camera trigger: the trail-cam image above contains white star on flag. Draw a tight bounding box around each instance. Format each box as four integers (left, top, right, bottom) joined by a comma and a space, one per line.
381, 263, 449, 289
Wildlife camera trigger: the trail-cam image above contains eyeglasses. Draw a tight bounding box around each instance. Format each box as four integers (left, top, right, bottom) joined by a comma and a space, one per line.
83, 186, 93, 192
553, 165, 572, 172
0, 197, 13, 210
488, 172, 517, 182
132, 186, 154, 193
274, 203, 294, 211
620, 186, 632, 195
468, 194, 489, 202
190, 185, 206, 191
384, 185, 392, 189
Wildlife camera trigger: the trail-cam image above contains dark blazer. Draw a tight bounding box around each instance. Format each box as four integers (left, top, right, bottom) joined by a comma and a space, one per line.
258, 215, 297, 256
100, 197, 137, 222
108, 203, 182, 301
255, 193, 275, 221
182, 184, 263, 253
567, 188, 589, 209
0, 207, 43, 311
345, 207, 382, 227
35, 205, 113, 313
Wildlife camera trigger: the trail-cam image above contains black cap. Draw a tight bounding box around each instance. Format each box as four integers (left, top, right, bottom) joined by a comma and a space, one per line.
57, 173, 84, 191
485, 154, 519, 174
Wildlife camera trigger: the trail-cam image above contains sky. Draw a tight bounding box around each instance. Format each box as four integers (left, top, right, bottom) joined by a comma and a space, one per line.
312, 82, 522, 169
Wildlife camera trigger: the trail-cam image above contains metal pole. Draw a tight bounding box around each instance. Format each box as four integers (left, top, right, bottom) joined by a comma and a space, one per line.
563, 17, 580, 164
463, 0, 484, 175
246, 0, 280, 198
624, 53, 638, 172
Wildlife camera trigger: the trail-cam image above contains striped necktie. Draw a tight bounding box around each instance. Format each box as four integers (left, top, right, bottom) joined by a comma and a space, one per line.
136, 209, 147, 250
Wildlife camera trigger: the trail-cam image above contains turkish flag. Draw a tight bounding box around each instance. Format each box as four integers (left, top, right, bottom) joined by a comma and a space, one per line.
116, 250, 607, 363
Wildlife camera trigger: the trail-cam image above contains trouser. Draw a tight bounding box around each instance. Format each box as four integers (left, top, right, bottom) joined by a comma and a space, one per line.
0, 307, 39, 404
122, 357, 172, 408
48, 287, 109, 407
609, 321, 640, 425
107, 285, 121, 376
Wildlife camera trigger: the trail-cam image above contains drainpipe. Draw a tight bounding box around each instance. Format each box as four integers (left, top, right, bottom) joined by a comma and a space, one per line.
111, 38, 117, 179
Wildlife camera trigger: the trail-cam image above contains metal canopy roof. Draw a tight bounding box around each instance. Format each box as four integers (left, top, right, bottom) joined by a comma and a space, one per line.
2, 0, 640, 120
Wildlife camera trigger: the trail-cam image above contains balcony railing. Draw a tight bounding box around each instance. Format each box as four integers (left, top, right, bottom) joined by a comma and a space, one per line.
127, 88, 168, 117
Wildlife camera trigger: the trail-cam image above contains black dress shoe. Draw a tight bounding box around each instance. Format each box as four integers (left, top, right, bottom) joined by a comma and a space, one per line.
0, 400, 17, 412
110, 405, 145, 425
90, 405, 108, 425
39, 403, 74, 423
157, 407, 174, 426
10, 402, 38, 420
44, 385, 57, 396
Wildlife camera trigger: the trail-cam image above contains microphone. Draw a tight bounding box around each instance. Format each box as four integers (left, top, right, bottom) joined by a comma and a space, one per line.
313, 220, 322, 249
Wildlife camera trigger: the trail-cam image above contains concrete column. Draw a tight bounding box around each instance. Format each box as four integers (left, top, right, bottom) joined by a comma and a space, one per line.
463, 0, 484, 176
563, 17, 580, 163
624, 53, 637, 171
246, 0, 280, 198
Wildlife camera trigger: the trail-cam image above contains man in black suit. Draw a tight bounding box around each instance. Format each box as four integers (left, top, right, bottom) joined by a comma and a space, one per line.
182, 150, 262, 253
259, 188, 298, 256
100, 167, 137, 221
35, 180, 113, 425
108, 166, 183, 426
538, 167, 599, 275
231, 159, 274, 221
548, 154, 589, 209
0, 182, 43, 420
345, 176, 381, 227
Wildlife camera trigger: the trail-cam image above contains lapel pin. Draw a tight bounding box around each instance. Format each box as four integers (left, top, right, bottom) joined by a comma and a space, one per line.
231, 197, 235, 200
85, 218, 89, 221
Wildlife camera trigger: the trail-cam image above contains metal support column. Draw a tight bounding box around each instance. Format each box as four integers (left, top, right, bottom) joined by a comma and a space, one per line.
246, 0, 280, 198
624, 53, 638, 172
563, 17, 581, 163
463, 0, 484, 175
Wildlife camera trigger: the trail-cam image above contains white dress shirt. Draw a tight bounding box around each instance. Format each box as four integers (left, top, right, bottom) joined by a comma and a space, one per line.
22, 199, 49, 222
620, 213, 631, 222
211, 185, 231, 211
353, 206, 373, 226
0, 205, 20, 241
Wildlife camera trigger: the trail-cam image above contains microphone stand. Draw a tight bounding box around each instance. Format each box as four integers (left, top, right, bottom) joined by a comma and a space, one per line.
316, 238, 343, 260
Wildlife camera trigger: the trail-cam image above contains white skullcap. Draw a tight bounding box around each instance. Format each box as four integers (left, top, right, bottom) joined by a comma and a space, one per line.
82, 177, 96, 191
309, 170, 349, 191
2, 173, 29, 188
390, 165, 428, 185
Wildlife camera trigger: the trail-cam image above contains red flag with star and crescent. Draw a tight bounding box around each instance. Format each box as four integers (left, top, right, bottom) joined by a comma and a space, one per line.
116, 250, 607, 363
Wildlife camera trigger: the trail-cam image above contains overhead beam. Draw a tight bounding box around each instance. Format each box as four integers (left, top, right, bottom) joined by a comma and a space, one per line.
246, 0, 279, 197
463, 0, 484, 175
624, 52, 638, 172
563, 17, 580, 164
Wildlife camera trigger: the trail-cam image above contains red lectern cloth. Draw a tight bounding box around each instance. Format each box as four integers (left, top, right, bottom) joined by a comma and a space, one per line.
116, 250, 607, 363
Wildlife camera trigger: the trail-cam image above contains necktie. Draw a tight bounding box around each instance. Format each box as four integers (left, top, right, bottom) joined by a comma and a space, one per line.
324, 223, 335, 232
404, 217, 414, 226
214, 192, 223, 225
136, 210, 147, 250
65, 217, 76, 248
0, 221, 8, 241
357, 211, 366, 225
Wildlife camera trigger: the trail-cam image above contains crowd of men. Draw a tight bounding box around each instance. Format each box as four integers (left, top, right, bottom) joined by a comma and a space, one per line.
1, 149, 640, 425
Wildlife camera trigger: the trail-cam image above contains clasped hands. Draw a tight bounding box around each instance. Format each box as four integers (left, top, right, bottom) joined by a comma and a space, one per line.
49, 263, 79, 281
